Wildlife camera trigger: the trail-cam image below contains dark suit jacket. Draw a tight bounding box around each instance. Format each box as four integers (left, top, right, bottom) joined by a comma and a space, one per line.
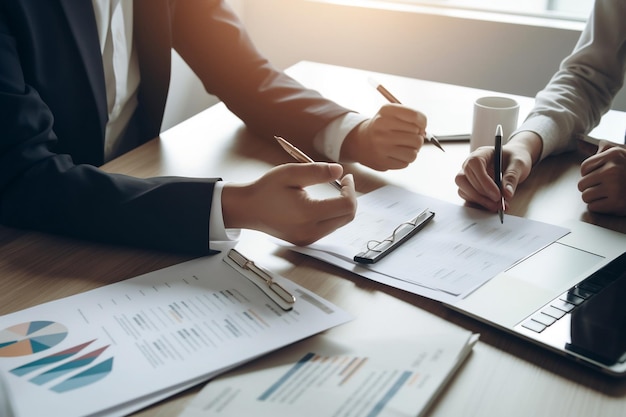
0, 0, 351, 254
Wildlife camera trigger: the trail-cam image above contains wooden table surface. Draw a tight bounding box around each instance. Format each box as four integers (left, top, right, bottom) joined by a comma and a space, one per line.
1, 62, 625, 417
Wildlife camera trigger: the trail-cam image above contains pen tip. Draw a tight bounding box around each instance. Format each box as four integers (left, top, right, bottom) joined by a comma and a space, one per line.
496, 124, 503, 136
274, 135, 290, 151
427, 134, 445, 152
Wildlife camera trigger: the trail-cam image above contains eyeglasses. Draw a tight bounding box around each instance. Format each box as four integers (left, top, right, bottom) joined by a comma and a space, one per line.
226, 249, 296, 311
354, 208, 435, 264
367, 209, 430, 252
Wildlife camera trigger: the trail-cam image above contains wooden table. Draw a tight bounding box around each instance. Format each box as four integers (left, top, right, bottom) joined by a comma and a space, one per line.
1, 62, 625, 417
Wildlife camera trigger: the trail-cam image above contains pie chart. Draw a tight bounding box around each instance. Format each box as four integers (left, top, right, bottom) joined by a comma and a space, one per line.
0, 321, 68, 357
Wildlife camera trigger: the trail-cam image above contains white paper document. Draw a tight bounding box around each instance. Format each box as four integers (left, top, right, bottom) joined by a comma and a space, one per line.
0, 245, 352, 417
178, 331, 478, 417
289, 185, 569, 303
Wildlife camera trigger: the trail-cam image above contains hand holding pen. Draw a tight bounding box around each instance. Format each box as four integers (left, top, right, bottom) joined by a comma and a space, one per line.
368, 77, 444, 152
332, 78, 432, 171
222, 146, 356, 246
275, 136, 343, 190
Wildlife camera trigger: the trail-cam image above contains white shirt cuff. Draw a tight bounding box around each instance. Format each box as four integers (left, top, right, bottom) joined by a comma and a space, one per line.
210, 181, 241, 242
212, 113, 367, 243
313, 112, 368, 161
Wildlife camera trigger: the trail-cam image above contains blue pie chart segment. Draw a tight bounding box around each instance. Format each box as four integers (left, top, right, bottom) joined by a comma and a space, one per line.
0, 321, 68, 357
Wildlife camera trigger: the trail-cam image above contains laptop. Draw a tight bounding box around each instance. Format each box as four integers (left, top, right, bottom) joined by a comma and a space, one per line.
290, 185, 626, 376
448, 220, 626, 376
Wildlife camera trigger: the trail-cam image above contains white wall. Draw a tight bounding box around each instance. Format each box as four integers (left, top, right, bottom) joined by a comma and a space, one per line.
241, 0, 626, 109
161, 51, 219, 132
163, 0, 626, 132
162, 0, 245, 131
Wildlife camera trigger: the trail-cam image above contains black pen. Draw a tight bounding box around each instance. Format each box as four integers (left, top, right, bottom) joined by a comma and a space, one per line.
494, 124, 504, 224
368, 77, 445, 152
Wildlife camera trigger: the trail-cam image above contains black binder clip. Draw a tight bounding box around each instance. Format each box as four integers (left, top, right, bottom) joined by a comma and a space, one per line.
354, 208, 435, 264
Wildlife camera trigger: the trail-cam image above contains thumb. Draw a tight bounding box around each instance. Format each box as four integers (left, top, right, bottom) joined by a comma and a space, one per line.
281, 162, 344, 188
326, 163, 344, 181
501, 167, 521, 200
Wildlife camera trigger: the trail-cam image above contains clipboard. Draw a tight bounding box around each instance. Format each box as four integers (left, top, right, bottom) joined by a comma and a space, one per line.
354, 209, 435, 264
223, 248, 296, 311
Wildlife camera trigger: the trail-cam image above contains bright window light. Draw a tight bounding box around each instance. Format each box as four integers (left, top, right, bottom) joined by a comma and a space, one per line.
383, 0, 594, 21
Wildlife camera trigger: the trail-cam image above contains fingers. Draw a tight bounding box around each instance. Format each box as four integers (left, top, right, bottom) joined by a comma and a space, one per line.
237, 163, 358, 246
377, 103, 428, 133
501, 159, 524, 200
581, 141, 618, 176
276, 162, 344, 189
579, 146, 622, 190
580, 152, 607, 176
281, 181, 357, 246
343, 104, 427, 171
578, 167, 602, 193
579, 179, 626, 215
578, 146, 626, 215
374, 104, 427, 149
455, 148, 502, 211
379, 140, 421, 167
455, 143, 533, 213
579, 183, 606, 205
272, 162, 356, 216
339, 170, 356, 198
455, 174, 499, 210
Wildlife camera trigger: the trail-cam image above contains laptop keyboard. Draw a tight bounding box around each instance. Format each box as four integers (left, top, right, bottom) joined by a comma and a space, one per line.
522, 252, 626, 333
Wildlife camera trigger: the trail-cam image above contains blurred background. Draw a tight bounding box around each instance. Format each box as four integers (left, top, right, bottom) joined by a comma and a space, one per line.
163, 0, 625, 131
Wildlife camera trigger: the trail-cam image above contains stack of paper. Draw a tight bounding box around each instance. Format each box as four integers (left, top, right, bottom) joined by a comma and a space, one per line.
287, 185, 569, 304
178, 331, 478, 417
0, 244, 352, 417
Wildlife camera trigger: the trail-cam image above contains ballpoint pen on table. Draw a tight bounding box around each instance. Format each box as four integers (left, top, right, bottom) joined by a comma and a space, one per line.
274, 135, 343, 191
367, 77, 445, 152
494, 124, 505, 224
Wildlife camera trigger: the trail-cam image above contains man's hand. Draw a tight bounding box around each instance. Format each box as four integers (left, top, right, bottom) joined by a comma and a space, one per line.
455, 131, 541, 211
579, 140, 626, 216
341, 104, 427, 171
222, 163, 357, 245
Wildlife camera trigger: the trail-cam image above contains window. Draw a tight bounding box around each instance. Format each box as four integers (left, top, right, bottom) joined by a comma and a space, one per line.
390, 0, 594, 21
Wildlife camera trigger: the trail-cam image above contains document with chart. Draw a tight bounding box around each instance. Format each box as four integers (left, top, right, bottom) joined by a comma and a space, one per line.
0, 244, 352, 417
287, 185, 569, 304
178, 331, 478, 417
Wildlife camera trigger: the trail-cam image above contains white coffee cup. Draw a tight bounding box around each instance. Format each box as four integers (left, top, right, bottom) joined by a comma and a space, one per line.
470, 96, 519, 151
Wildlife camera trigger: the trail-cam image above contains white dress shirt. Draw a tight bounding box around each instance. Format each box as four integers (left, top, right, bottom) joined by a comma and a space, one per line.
91, 0, 140, 162
91, 1, 365, 242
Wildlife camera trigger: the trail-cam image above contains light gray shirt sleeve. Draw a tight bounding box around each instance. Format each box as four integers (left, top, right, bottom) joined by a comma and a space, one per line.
513, 0, 626, 160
